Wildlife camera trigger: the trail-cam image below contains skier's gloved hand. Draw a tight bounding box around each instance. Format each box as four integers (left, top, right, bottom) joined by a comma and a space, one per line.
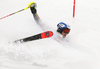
30, 4, 37, 14
30, 7, 36, 14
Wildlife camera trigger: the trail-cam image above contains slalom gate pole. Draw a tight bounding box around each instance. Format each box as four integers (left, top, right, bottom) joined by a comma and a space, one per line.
73, 0, 76, 18
0, 2, 35, 20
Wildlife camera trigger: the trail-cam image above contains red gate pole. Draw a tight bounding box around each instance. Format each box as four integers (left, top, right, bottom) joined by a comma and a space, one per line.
73, 0, 76, 18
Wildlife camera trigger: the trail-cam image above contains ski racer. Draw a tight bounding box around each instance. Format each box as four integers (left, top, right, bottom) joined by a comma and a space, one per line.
30, 2, 70, 38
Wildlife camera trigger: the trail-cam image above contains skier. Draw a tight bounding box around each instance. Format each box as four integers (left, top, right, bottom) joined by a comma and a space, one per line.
30, 2, 70, 38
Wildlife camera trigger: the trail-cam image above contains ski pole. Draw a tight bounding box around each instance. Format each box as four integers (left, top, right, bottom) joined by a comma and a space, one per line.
0, 2, 36, 20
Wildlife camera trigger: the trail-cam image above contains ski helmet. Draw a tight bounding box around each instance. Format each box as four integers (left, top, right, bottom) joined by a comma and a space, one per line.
57, 22, 70, 34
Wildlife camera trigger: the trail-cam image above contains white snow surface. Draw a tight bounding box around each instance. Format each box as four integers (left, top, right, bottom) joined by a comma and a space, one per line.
0, 0, 100, 69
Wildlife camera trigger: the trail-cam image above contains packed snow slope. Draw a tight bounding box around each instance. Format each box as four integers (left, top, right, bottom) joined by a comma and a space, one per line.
0, 0, 100, 69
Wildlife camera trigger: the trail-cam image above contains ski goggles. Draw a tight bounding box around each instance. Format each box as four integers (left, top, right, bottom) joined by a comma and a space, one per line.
63, 28, 70, 34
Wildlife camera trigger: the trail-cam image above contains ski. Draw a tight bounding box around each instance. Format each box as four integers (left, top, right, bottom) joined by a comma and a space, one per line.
14, 31, 53, 43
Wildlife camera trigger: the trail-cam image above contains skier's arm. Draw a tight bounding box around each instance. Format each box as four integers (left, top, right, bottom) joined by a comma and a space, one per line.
30, 3, 52, 31
32, 13, 51, 31
33, 13, 40, 24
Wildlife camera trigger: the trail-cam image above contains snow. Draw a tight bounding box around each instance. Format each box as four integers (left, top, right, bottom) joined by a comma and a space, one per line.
0, 0, 100, 69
